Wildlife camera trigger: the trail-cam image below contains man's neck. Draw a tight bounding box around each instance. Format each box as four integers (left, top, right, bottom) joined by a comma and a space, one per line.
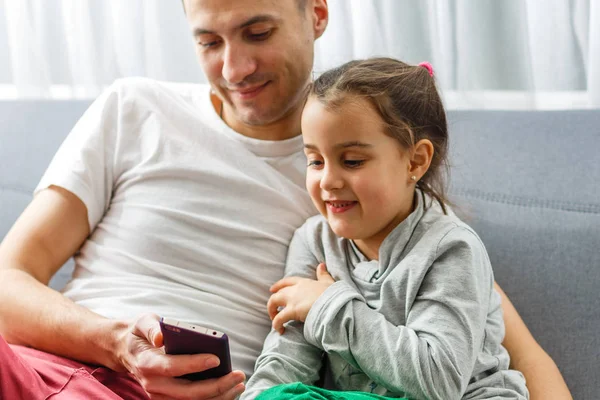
210, 93, 304, 141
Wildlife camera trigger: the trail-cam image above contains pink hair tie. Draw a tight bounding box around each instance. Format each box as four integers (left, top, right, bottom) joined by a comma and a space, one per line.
418, 62, 434, 77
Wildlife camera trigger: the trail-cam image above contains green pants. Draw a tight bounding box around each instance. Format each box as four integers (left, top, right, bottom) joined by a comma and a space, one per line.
255, 383, 409, 400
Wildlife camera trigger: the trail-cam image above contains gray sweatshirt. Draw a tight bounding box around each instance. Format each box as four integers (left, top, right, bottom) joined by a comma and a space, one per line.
243, 192, 529, 400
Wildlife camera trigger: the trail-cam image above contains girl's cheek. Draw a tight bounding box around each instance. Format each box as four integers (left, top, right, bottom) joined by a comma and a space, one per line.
352, 177, 375, 199
360, 182, 391, 209
307, 177, 323, 205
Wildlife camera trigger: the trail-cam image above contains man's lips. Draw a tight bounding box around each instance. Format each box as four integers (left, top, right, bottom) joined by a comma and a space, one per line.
229, 82, 269, 100
325, 200, 358, 214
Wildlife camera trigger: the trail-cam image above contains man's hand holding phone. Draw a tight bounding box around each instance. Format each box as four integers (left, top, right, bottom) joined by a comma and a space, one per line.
116, 313, 245, 400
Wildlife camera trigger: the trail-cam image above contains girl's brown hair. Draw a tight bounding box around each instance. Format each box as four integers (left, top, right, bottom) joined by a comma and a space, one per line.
310, 57, 450, 213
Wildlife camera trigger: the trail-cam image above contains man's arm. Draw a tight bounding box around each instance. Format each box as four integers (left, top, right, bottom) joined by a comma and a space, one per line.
496, 282, 573, 400
0, 186, 121, 365
0, 186, 245, 399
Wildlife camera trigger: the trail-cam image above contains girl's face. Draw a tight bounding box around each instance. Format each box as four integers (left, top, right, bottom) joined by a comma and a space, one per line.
301, 96, 417, 259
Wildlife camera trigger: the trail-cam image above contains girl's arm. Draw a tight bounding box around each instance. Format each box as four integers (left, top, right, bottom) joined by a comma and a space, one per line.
242, 228, 324, 400
496, 282, 573, 400
302, 227, 517, 400
242, 322, 323, 399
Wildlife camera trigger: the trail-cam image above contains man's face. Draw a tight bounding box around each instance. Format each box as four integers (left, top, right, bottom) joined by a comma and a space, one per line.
184, 0, 327, 126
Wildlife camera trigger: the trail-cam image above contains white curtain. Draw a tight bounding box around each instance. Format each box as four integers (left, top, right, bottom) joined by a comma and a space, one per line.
1, 0, 598, 108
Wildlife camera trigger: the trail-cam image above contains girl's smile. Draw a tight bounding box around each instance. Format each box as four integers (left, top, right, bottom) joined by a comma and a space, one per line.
325, 200, 358, 214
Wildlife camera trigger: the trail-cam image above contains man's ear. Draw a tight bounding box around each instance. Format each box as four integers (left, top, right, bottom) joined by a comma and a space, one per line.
409, 139, 434, 182
311, 0, 329, 40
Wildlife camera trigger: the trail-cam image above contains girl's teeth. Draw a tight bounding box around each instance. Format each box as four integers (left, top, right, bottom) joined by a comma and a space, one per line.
331, 202, 351, 207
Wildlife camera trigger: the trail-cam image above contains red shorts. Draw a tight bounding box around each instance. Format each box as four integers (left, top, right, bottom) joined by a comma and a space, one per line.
0, 336, 149, 399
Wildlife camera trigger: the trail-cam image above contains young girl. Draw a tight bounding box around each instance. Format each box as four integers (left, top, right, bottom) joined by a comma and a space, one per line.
242, 58, 529, 400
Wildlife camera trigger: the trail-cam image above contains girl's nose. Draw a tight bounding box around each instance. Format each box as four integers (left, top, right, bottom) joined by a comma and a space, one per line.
320, 167, 344, 191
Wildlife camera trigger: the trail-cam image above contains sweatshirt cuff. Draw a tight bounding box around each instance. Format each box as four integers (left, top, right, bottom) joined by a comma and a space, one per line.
303, 281, 363, 348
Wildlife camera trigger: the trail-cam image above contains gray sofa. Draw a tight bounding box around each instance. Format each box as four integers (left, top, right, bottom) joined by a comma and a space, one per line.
1, 101, 599, 399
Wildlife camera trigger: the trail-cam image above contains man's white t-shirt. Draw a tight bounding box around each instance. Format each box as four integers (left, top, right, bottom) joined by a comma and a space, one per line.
35, 77, 318, 376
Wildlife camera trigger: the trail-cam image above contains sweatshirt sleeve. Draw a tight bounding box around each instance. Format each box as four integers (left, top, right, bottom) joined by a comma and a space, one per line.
303, 226, 493, 400
242, 224, 324, 400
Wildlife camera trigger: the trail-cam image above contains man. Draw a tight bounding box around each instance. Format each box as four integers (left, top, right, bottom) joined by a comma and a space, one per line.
0, 1, 571, 399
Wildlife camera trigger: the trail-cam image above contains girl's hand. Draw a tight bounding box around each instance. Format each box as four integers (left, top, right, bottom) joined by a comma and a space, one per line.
267, 263, 335, 334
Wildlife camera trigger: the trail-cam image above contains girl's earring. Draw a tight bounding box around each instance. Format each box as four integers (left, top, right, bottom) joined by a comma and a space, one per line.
411, 175, 417, 181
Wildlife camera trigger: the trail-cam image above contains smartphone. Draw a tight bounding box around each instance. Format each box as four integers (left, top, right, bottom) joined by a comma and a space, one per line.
159, 317, 232, 380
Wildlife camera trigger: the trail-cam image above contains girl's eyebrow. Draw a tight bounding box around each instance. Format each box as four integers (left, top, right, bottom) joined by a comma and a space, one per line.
304, 141, 373, 150
334, 141, 373, 149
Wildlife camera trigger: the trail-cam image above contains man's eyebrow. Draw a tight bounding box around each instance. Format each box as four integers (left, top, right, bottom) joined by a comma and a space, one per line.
240, 15, 280, 28
304, 141, 373, 150
193, 15, 280, 37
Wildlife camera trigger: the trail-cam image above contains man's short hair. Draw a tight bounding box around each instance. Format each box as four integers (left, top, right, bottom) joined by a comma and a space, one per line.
296, 0, 308, 12
181, 0, 308, 14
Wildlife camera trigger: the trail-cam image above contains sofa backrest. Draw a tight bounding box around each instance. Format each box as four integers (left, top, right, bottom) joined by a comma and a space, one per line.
0, 101, 90, 287
1, 101, 599, 399
446, 110, 600, 400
